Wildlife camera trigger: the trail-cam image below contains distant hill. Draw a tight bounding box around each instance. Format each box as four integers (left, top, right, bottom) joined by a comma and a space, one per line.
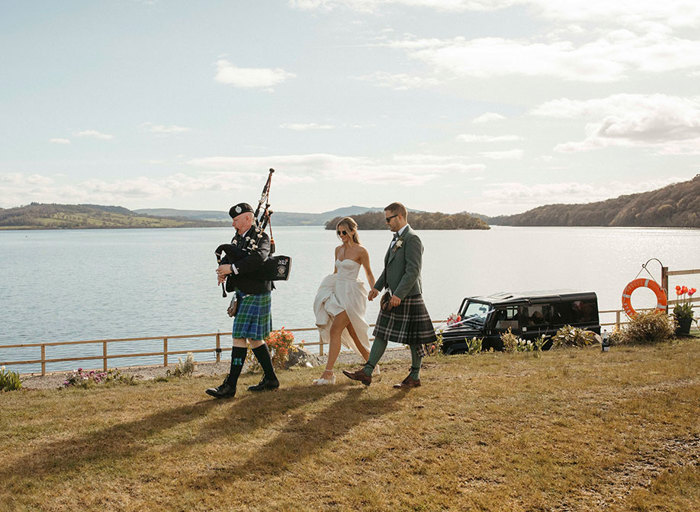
326, 211, 490, 230
0, 203, 225, 230
135, 205, 383, 226
488, 175, 700, 228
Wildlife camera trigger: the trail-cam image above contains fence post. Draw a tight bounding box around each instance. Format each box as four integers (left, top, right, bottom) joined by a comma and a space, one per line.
319, 337, 324, 356
216, 333, 221, 363
41, 344, 46, 376
103, 341, 108, 372
163, 337, 168, 367
615, 311, 621, 329
662, 266, 669, 313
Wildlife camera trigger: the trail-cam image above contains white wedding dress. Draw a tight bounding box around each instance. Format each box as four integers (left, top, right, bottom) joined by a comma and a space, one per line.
313, 259, 370, 356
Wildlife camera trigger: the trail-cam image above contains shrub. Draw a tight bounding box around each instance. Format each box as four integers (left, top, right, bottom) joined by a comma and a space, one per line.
621, 311, 674, 344
551, 325, 596, 348
466, 337, 483, 355
500, 328, 523, 353
0, 366, 22, 392
427, 332, 445, 357
167, 352, 195, 378
246, 328, 295, 371
63, 368, 135, 389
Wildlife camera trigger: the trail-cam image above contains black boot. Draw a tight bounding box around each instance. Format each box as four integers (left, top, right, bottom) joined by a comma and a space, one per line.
248, 344, 279, 392
205, 346, 247, 399
248, 376, 280, 392
205, 378, 237, 399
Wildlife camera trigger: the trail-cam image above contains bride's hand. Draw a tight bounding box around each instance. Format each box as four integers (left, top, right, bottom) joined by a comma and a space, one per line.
368, 288, 379, 301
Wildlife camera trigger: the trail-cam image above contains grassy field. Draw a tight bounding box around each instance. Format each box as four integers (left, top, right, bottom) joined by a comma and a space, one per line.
1, 339, 698, 511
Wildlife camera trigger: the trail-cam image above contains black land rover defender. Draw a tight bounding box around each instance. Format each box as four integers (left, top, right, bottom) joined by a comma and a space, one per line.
440, 290, 600, 354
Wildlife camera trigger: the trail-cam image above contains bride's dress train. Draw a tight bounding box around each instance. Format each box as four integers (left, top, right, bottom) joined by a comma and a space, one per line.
313, 259, 370, 357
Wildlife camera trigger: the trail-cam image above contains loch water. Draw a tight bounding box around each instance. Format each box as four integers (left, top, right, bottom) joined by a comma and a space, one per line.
1, 225, 698, 373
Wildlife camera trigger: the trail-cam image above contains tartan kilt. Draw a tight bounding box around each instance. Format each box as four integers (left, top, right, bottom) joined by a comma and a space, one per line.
232, 292, 272, 341
373, 294, 437, 355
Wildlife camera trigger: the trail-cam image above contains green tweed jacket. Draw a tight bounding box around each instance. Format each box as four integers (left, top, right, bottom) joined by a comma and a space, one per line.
373, 225, 423, 300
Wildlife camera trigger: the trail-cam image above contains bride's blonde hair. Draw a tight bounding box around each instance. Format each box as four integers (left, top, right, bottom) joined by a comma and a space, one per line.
336, 217, 360, 244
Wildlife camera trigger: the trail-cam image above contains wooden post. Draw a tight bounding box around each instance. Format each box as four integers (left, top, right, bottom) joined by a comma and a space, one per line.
615, 311, 621, 330
661, 266, 669, 313
216, 333, 221, 363
163, 337, 168, 367
319, 337, 324, 356
41, 344, 46, 376
103, 341, 108, 372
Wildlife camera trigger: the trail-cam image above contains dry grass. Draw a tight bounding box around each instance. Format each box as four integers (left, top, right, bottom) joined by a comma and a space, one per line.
1, 339, 699, 512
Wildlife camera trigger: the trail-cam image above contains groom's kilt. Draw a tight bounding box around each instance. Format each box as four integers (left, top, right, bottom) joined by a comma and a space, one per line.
373, 294, 437, 356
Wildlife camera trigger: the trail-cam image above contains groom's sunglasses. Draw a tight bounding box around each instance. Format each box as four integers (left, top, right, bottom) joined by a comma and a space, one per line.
385, 214, 398, 223
337, 229, 350, 235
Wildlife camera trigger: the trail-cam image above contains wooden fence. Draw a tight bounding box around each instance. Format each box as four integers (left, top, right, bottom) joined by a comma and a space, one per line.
2, 266, 697, 376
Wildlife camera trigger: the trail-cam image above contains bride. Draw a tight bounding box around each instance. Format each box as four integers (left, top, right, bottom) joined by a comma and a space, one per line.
313, 217, 376, 385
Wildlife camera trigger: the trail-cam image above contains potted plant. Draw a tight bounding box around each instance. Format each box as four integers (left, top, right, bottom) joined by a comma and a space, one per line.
673, 285, 696, 335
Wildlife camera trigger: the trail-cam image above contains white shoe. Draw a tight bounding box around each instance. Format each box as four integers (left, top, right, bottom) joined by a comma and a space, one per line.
313, 374, 336, 385
372, 365, 382, 381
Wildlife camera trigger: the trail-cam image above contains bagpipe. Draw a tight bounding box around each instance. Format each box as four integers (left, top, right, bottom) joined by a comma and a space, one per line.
215, 168, 292, 298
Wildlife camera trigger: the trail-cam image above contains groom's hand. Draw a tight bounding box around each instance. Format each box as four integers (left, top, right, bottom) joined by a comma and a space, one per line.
390, 295, 402, 307
368, 288, 379, 301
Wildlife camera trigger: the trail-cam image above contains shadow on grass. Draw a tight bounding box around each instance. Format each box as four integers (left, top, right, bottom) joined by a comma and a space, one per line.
188, 384, 409, 488
1, 380, 407, 489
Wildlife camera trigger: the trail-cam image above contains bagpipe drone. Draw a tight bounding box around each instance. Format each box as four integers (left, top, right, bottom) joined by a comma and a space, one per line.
215, 168, 292, 298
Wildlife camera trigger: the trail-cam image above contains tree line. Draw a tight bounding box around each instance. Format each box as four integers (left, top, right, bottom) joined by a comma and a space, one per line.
325, 211, 490, 230
489, 175, 700, 228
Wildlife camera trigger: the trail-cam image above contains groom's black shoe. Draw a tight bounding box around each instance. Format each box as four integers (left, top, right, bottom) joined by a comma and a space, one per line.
205, 379, 236, 399
248, 376, 280, 392
342, 368, 372, 386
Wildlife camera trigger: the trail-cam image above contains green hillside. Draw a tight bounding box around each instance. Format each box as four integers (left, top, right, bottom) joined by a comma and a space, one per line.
0, 203, 226, 230
489, 175, 700, 228
326, 210, 490, 230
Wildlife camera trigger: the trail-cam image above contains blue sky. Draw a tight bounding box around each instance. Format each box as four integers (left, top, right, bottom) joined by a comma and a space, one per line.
1, 0, 699, 215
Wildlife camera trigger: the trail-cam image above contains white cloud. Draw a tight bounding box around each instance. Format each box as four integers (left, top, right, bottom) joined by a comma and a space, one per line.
457, 134, 523, 142
75, 130, 114, 140
215, 59, 295, 89
532, 94, 700, 155
473, 113, 506, 123
480, 149, 523, 160
49, 138, 71, 144
189, 152, 484, 185
390, 29, 700, 83
280, 122, 335, 131
290, 0, 700, 28
143, 123, 191, 134
353, 71, 441, 90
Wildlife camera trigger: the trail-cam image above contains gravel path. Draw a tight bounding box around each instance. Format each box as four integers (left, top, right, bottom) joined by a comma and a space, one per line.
19, 347, 413, 390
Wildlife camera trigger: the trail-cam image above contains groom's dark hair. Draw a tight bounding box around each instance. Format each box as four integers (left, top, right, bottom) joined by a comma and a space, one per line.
385, 202, 407, 219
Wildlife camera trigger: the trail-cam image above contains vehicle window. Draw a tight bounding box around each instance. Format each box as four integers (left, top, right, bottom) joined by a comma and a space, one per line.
462, 301, 489, 319
495, 306, 519, 331
571, 300, 597, 323
525, 305, 553, 327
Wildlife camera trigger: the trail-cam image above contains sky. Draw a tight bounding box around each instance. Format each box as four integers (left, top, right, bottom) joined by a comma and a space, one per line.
1, 0, 699, 216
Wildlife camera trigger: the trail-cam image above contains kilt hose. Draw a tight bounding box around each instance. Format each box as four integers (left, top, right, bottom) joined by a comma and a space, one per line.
232, 292, 272, 341
372, 294, 437, 357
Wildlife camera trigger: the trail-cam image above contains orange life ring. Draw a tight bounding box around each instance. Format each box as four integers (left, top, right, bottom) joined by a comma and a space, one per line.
621, 278, 667, 317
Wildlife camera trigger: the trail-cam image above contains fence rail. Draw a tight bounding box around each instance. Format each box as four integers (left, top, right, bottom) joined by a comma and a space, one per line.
3, 265, 697, 376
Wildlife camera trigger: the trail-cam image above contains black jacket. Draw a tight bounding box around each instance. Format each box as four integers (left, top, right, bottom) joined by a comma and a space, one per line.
229, 226, 272, 295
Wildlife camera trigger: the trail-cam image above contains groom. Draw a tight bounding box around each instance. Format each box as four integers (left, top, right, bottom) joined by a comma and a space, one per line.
343, 202, 437, 389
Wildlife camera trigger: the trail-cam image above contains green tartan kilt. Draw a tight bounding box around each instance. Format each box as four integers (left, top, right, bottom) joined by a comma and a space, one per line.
232, 292, 272, 341
372, 294, 437, 356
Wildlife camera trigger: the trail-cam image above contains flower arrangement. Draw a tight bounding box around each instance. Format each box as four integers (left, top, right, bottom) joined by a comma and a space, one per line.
446, 313, 462, 326
673, 285, 696, 334
247, 328, 296, 371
